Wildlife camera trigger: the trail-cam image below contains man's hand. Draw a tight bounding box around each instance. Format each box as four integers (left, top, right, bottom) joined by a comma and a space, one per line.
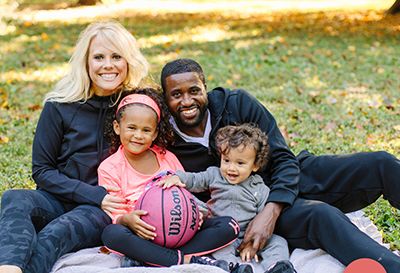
117, 210, 157, 240
237, 202, 284, 259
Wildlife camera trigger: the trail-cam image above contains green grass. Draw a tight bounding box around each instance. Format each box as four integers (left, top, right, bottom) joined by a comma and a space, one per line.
0, 2, 399, 249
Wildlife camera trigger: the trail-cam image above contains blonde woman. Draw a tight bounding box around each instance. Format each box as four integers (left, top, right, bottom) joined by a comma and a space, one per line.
0, 21, 149, 273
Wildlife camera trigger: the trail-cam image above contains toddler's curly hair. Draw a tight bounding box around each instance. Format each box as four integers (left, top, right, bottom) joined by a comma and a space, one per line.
215, 123, 269, 169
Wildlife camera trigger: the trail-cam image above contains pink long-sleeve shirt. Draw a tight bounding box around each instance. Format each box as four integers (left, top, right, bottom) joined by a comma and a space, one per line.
98, 145, 184, 223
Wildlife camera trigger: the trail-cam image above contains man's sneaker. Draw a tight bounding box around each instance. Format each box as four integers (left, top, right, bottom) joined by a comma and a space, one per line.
120, 256, 143, 268
229, 262, 254, 273
265, 260, 297, 273
190, 256, 230, 271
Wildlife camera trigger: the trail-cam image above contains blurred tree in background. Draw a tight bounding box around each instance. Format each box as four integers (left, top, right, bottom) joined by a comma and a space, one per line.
388, 0, 400, 14
77, 0, 101, 5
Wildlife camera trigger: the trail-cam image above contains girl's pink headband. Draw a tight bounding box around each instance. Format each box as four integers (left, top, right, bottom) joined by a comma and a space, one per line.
116, 94, 161, 122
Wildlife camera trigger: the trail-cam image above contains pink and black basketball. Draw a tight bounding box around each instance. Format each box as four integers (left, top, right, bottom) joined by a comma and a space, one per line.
135, 185, 200, 248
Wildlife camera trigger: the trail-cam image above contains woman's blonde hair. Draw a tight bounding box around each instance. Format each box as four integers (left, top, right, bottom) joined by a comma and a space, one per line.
45, 20, 149, 103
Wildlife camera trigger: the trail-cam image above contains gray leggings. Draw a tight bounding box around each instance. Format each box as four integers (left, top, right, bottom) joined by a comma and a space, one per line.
212, 234, 289, 272
0, 189, 110, 273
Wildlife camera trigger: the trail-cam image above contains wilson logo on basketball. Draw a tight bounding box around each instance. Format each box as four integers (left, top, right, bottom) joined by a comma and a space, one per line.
168, 189, 182, 235
135, 185, 200, 248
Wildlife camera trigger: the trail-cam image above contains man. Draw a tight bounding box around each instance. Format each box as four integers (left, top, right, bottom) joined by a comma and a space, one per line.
160, 58, 400, 273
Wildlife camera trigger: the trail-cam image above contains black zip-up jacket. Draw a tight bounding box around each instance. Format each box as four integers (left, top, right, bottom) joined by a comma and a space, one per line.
168, 87, 299, 206
32, 95, 115, 206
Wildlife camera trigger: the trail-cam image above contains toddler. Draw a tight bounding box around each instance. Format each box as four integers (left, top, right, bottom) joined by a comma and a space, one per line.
161, 123, 297, 273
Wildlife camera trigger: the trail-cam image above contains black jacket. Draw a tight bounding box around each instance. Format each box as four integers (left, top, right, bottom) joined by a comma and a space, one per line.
32, 95, 115, 206
168, 87, 299, 206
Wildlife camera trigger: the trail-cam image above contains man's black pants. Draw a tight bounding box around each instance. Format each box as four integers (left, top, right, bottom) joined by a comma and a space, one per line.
275, 151, 400, 273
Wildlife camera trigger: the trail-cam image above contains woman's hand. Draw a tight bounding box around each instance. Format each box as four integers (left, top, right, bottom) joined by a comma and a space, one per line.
158, 175, 186, 189
117, 210, 157, 240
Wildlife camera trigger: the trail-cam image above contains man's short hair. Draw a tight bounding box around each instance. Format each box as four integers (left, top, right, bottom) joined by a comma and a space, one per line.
160, 58, 206, 92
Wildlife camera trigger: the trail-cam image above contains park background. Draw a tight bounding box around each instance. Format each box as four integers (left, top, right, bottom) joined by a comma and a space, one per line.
0, 0, 399, 250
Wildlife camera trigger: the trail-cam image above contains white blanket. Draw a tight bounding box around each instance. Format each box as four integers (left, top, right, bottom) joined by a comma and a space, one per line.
50, 211, 390, 273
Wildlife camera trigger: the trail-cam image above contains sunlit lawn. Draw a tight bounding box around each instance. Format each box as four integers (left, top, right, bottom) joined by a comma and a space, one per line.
0, 0, 399, 249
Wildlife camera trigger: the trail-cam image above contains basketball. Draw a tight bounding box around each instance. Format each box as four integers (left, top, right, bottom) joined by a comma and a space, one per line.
135, 185, 200, 248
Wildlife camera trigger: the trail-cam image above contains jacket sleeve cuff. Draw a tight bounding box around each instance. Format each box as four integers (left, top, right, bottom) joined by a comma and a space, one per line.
92, 186, 108, 206
266, 189, 297, 207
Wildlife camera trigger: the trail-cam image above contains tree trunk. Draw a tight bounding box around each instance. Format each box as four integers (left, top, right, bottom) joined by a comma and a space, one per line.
78, 0, 101, 5
387, 0, 400, 14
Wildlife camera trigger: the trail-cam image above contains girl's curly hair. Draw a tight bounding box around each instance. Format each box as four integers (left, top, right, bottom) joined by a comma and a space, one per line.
104, 87, 174, 155
215, 123, 269, 169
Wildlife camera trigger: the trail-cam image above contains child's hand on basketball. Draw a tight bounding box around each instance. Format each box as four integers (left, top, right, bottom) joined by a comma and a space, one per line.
198, 211, 204, 229
120, 210, 157, 240
158, 175, 186, 189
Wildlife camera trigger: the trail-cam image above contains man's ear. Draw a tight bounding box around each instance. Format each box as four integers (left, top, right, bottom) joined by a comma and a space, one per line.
113, 120, 120, 135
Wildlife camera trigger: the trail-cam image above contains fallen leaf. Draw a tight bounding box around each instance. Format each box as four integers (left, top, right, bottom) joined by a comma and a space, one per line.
52, 43, 61, 50
98, 246, 111, 254
377, 67, 385, 74
41, 33, 49, 41
288, 131, 301, 139
23, 21, 33, 27
325, 122, 337, 131
326, 96, 337, 104
162, 41, 172, 49
28, 104, 41, 111
309, 91, 320, 98
348, 45, 356, 52
311, 113, 324, 122
233, 74, 241, 80
295, 86, 303, 95
366, 135, 375, 145
0, 136, 9, 144
279, 125, 289, 140
289, 141, 298, 147
0, 89, 8, 109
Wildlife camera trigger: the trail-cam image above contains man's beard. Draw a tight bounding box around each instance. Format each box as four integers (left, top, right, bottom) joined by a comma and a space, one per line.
174, 103, 208, 130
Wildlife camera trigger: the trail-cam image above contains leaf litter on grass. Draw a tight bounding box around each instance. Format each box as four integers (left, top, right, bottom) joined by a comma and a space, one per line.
0, 0, 399, 249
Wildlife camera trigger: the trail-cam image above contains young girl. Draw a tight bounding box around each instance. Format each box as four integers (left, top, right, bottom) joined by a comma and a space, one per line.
98, 88, 249, 273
